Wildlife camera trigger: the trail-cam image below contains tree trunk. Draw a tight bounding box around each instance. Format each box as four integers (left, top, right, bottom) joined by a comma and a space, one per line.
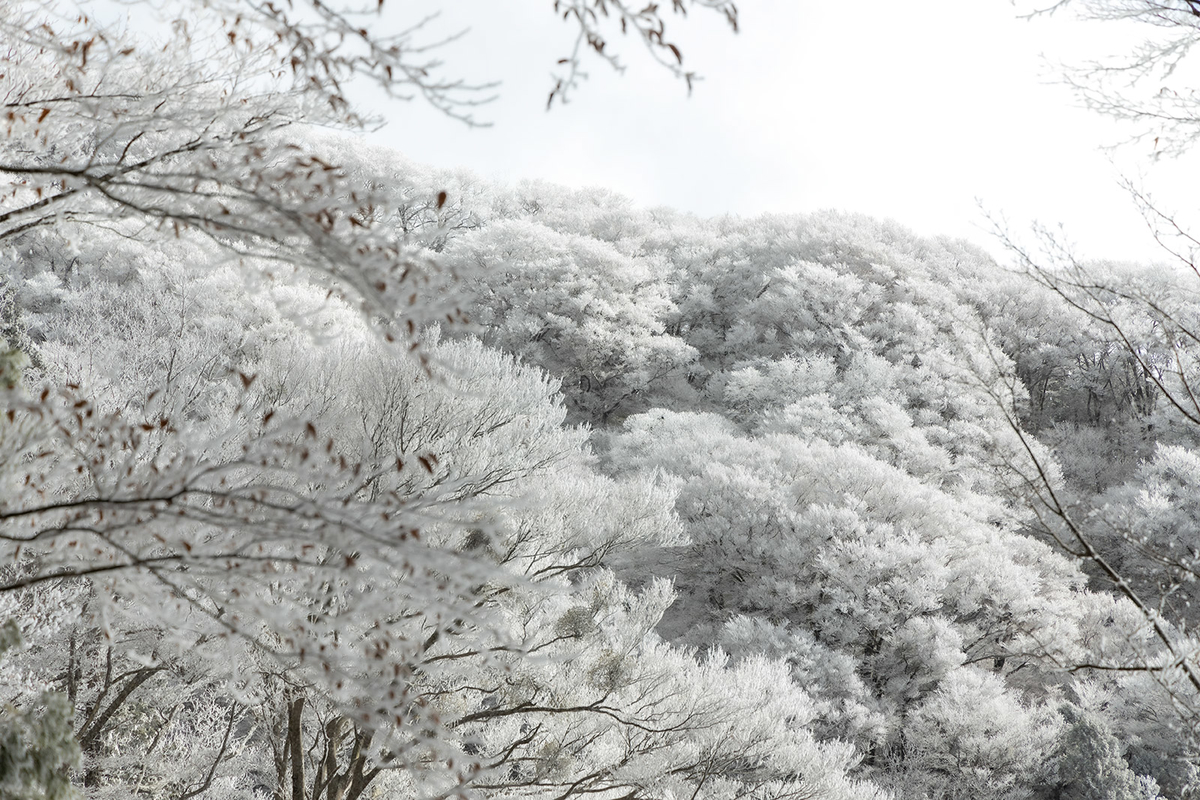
288, 694, 306, 800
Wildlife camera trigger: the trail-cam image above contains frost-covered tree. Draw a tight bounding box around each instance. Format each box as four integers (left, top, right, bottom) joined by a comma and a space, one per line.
897, 669, 1060, 800
0, 1, 764, 797
1026, 0, 1200, 157
3, 217, 887, 799
994, 186, 1200, 748
453, 217, 698, 425
602, 406, 1116, 795
1052, 703, 1161, 800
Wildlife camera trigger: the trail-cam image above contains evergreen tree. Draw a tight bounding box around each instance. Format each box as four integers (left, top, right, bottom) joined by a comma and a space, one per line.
0, 621, 81, 800
1053, 704, 1160, 800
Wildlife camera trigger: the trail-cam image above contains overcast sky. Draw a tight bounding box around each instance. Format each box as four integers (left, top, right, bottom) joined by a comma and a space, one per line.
364, 1, 1197, 263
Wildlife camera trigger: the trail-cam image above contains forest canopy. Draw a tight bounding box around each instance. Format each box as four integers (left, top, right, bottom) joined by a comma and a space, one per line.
5, 2, 1200, 800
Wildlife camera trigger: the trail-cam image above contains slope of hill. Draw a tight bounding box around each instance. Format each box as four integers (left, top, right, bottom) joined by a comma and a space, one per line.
4, 138, 1197, 798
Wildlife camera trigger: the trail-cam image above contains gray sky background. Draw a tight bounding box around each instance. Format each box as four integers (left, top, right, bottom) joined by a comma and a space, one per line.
364, 1, 1195, 263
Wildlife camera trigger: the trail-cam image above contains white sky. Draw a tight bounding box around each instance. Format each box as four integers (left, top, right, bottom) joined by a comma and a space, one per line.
365, 1, 1195, 263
